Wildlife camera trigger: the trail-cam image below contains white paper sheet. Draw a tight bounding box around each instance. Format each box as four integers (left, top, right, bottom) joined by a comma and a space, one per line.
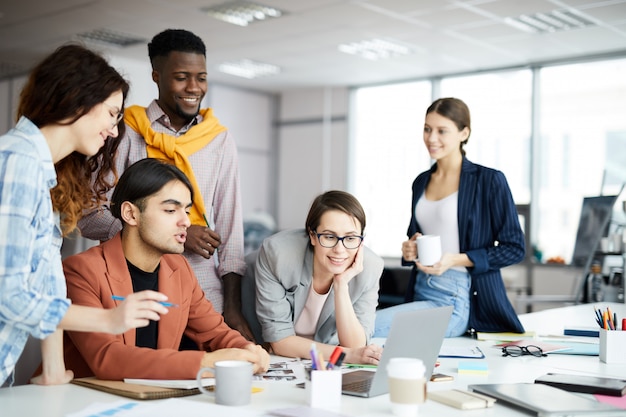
122, 378, 215, 389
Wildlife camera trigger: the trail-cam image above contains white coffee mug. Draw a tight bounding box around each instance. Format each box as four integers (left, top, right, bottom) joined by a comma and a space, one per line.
386, 357, 426, 417
197, 360, 253, 406
417, 235, 441, 266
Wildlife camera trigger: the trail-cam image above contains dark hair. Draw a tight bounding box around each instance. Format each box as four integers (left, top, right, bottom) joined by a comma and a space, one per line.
148, 29, 206, 68
17, 43, 130, 236
426, 97, 471, 156
111, 158, 194, 222
305, 190, 366, 235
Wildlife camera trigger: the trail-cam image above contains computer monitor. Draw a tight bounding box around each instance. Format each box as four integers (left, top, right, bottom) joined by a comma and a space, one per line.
571, 195, 618, 267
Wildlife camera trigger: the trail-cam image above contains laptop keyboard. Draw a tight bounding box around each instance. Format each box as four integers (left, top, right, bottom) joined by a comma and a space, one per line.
342, 371, 374, 393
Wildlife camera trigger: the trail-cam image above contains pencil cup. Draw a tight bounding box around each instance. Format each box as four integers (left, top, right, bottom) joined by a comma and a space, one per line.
599, 329, 626, 364
306, 370, 341, 409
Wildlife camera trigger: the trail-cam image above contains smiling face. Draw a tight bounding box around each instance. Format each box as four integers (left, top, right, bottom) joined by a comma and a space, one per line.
152, 51, 207, 130
132, 180, 192, 258
71, 90, 123, 157
309, 209, 362, 279
423, 111, 469, 162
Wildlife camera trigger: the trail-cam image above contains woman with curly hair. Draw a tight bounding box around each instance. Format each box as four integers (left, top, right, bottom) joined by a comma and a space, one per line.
0, 44, 170, 387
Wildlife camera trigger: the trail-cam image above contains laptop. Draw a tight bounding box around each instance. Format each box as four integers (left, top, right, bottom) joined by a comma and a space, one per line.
469, 383, 624, 416
341, 305, 452, 398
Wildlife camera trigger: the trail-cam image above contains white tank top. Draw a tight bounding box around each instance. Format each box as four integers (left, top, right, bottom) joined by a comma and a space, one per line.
294, 282, 331, 338
415, 192, 466, 272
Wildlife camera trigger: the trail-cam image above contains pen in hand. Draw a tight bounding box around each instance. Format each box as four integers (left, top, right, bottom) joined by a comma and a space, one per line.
111, 295, 179, 308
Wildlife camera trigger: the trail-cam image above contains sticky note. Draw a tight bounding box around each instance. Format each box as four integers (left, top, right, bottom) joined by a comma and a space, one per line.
457, 361, 489, 375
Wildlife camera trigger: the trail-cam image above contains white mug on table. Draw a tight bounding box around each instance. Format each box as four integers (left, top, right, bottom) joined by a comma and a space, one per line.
196, 360, 253, 406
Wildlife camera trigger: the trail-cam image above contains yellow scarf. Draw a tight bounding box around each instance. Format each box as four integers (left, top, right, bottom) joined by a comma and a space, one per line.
124, 105, 227, 226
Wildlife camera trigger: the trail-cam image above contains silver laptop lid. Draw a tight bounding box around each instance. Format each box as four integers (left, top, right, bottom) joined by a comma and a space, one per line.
366, 305, 452, 397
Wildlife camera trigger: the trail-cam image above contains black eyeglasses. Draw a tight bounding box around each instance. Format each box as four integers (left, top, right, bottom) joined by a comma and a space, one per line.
314, 232, 364, 249
501, 345, 546, 357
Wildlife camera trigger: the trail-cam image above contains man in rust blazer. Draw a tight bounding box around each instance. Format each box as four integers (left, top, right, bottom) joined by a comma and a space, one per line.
62, 158, 269, 380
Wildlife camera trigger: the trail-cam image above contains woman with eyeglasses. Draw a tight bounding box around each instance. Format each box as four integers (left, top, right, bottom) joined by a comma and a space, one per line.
0, 44, 169, 387
244, 190, 384, 365
374, 97, 525, 338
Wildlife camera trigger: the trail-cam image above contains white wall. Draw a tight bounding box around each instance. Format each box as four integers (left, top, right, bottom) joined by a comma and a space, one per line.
109, 55, 156, 107
208, 85, 276, 220
276, 87, 349, 229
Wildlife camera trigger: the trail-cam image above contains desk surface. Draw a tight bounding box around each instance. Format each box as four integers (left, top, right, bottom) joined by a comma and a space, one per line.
2, 303, 626, 417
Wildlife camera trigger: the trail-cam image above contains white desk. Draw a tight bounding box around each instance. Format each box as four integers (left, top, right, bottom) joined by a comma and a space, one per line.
2, 303, 625, 416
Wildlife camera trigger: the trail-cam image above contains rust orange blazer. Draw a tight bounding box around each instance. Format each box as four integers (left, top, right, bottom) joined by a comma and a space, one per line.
62, 233, 250, 380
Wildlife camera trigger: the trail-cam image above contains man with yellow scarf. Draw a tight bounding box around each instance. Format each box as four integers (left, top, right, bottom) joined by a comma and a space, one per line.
78, 29, 255, 343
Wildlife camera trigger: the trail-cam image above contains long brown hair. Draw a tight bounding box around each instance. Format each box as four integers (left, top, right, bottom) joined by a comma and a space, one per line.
18, 43, 129, 236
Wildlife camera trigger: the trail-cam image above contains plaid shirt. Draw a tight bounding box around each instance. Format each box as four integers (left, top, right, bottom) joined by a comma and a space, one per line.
78, 101, 246, 312
0, 117, 71, 385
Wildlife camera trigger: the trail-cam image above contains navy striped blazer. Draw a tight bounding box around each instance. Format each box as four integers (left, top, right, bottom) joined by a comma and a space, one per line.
403, 158, 525, 333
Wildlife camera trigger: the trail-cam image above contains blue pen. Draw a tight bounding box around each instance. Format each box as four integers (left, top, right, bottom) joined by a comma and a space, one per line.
111, 295, 178, 308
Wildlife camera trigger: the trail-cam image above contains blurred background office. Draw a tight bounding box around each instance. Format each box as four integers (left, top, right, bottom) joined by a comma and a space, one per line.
1, 0, 625, 312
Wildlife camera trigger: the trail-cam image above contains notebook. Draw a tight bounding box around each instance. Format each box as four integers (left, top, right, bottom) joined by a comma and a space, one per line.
71, 377, 208, 400
341, 305, 452, 398
469, 383, 625, 416
535, 373, 626, 397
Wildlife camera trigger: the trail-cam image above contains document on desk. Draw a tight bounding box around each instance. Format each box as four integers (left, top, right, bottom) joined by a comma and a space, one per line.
494, 340, 572, 354
546, 342, 599, 356
66, 399, 262, 417
476, 331, 536, 342
252, 360, 306, 382
439, 346, 485, 358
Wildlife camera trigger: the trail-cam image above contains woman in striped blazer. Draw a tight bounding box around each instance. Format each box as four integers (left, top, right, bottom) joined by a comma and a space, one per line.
375, 97, 525, 337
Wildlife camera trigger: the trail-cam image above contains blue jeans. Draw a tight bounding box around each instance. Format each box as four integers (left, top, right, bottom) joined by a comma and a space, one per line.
374, 269, 471, 338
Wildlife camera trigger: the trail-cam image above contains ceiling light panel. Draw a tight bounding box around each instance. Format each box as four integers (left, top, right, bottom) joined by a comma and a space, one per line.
217, 59, 281, 79
202, 1, 285, 27
338, 38, 412, 61
76, 28, 146, 47
505, 9, 596, 34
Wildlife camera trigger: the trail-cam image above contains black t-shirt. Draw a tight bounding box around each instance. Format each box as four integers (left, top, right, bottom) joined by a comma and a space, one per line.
127, 260, 159, 349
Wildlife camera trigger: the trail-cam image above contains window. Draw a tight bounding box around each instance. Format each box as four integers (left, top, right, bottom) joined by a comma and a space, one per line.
350, 82, 431, 257
536, 59, 626, 262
